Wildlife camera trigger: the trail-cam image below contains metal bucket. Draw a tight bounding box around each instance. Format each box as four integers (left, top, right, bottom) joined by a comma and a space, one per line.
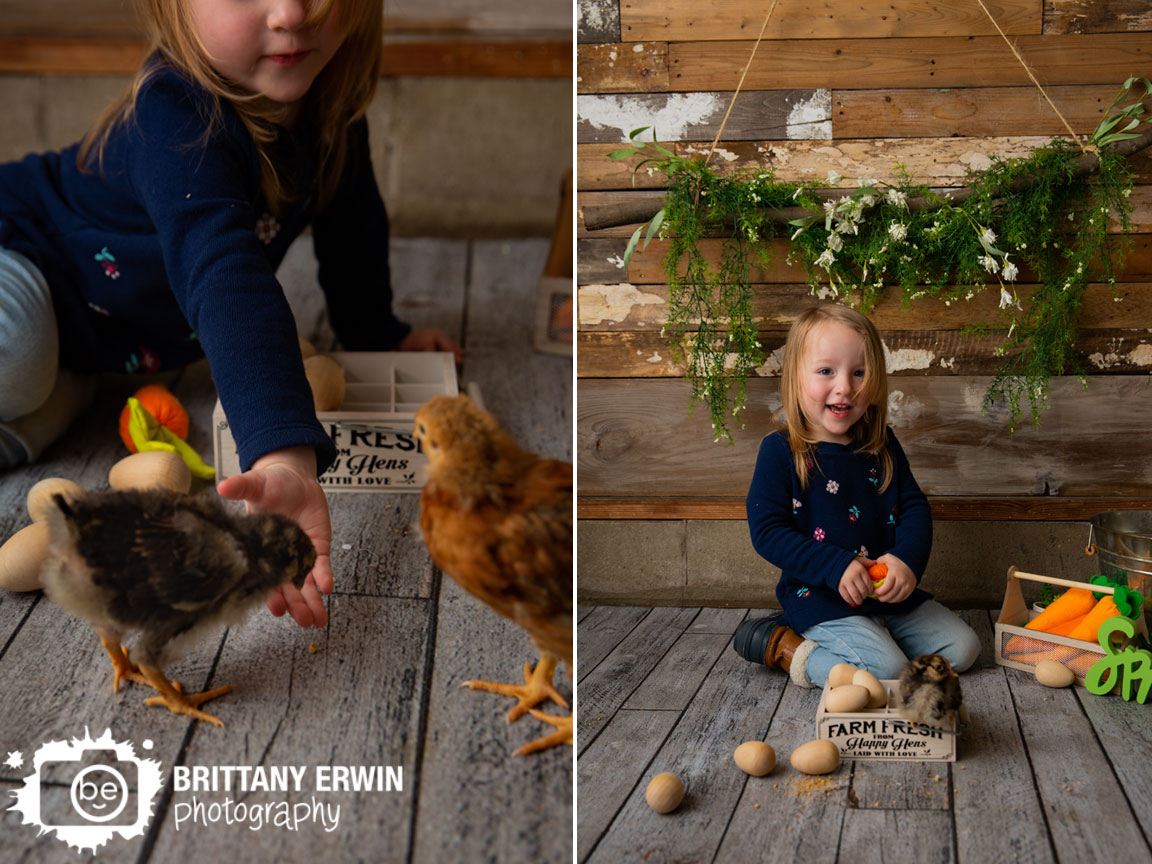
1088, 511, 1152, 609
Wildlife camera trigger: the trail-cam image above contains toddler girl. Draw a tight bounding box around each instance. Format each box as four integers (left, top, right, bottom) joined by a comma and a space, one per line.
0, 0, 461, 627
736, 305, 980, 687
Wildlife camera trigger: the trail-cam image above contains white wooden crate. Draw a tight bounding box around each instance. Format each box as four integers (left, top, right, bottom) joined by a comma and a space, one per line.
213, 352, 458, 492
815, 679, 957, 762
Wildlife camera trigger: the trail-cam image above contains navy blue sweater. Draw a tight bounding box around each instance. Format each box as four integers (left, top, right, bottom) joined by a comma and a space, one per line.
0, 60, 410, 473
746, 429, 933, 634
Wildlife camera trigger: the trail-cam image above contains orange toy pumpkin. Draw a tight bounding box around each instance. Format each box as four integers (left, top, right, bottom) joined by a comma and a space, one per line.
118, 384, 190, 452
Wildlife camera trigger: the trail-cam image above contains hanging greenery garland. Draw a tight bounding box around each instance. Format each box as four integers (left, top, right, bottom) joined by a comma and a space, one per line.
607, 77, 1152, 443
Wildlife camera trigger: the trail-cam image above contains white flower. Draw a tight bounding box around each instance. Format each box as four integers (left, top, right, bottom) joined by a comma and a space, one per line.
859, 194, 876, 208
1001, 257, 1018, 282
886, 188, 908, 208
826, 170, 843, 185
823, 199, 838, 216
979, 254, 999, 273
826, 232, 843, 252
999, 286, 1022, 310
815, 248, 837, 270
888, 222, 908, 241
981, 228, 997, 245
826, 480, 840, 494
858, 176, 877, 188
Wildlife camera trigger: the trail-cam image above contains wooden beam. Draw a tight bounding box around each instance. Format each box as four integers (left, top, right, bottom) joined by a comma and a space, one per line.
0, 36, 572, 77
577, 496, 1152, 521
620, 0, 1042, 43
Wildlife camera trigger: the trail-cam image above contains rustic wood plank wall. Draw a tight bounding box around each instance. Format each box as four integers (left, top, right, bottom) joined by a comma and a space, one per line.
576, 0, 1152, 604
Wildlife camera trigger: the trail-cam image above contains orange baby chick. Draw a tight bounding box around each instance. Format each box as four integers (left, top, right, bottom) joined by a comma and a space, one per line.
414, 395, 572, 756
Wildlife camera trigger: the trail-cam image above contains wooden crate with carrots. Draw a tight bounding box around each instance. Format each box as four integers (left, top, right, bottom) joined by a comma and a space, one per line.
995, 566, 1149, 685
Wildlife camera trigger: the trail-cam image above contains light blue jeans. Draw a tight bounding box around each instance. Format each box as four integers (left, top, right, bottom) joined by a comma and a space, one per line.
0, 245, 92, 465
802, 600, 982, 687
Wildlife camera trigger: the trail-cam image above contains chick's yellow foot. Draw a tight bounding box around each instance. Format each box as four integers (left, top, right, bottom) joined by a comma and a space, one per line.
138, 665, 233, 727
99, 634, 150, 692
464, 653, 567, 723
514, 710, 573, 757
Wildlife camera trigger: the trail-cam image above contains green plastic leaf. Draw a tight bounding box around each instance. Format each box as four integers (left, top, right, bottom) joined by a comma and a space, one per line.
622, 223, 645, 267
643, 207, 666, 251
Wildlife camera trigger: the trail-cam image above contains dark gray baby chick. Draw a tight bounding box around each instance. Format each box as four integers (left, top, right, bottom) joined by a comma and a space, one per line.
897, 653, 963, 729
42, 487, 315, 726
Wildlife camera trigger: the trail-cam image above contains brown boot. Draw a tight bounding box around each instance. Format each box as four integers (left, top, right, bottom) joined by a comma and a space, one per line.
765, 624, 805, 672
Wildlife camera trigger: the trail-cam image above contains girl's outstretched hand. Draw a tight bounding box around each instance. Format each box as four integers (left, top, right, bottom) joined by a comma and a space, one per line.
873, 553, 916, 603
216, 445, 333, 628
396, 327, 464, 364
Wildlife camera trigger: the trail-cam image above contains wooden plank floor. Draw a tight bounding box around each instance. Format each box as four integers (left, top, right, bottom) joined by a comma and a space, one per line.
577, 606, 1152, 864
0, 238, 572, 863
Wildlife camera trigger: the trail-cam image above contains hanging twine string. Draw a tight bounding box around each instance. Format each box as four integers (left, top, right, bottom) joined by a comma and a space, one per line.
974, 0, 1090, 155
704, 0, 781, 168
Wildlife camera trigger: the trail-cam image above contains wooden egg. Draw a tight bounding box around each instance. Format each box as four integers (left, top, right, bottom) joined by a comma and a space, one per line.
852, 668, 889, 708
825, 683, 871, 713
828, 663, 860, 688
304, 355, 345, 412
0, 522, 52, 592
108, 450, 192, 493
26, 477, 86, 523
733, 741, 776, 776
645, 772, 684, 814
298, 335, 317, 359
790, 739, 841, 775
1035, 659, 1075, 688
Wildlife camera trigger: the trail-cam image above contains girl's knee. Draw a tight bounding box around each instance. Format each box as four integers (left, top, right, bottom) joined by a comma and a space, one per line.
937, 626, 981, 673
0, 248, 58, 419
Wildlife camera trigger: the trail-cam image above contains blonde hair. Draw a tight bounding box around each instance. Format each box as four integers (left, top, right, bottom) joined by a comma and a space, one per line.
778, 305, 893, 491
78, 0, 382, 215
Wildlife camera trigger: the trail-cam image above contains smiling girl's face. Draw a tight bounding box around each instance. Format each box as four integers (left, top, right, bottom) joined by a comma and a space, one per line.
799, 320, 870, 444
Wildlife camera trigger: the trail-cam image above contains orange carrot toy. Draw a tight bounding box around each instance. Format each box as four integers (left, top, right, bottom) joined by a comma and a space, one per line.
118, 384, 188, 451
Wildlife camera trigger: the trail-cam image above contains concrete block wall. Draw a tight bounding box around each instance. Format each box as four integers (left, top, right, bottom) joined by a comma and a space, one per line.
577, 520, 1099, 610
0, 74, 570, 237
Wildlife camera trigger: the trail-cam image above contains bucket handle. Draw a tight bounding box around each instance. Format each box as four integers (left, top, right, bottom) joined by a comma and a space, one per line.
1086, 524, 1096, 556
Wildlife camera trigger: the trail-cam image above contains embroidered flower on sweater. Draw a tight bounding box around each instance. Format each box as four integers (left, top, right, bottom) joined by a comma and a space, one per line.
859, 545, 870, 558
826, 480, 839, 494
848, 505, 860, 522
868, 468, 879, 487
95, 247, 120, 279
255, 212, 281, 244
796, 587, 811, 598
813, 527, 826, 542
87, 302, 112, 316
792, 498, 802, 514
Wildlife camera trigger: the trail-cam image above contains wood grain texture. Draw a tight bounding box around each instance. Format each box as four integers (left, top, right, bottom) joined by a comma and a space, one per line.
1044, 0, 1152, 35
580, 137, 1067, 190
576, 707, 680, 861
1076, 682, 1152, 847
834, 84, 1127, 138
410, 578, 573, 864
952, 611, 1056, 863
621, 0, 1041, 43
0, 37, 571, 77
1006, 665, 1151, 861
666, 34, 1152, 92
606, 236, 1152, 286
837, 810, 956, 863
577, 42, 670, 94
577, 606, 699, 753
576, 328, 1152, 378
578, 0, 622, 44
576, 496, 1152, 522
577, 376, 1152, 498
623, 632, 732, 711
711, 681, 845, 864
586, 644, 790, 864
578, 90, 830, 144
577, 605, 653, 679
